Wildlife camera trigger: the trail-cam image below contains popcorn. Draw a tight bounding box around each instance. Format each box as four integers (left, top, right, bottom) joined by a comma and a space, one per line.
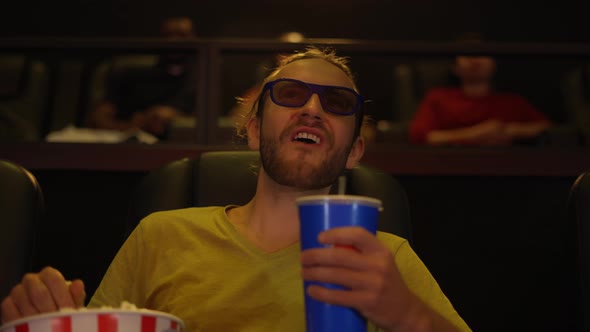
58, 300, 142, 312
119, 301, 139, 310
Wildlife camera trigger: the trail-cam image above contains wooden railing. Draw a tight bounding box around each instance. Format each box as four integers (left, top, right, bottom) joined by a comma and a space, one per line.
0, 142, 589, 176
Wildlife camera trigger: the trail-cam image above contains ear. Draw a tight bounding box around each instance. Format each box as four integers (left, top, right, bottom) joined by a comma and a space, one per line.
246, 117, 261, 150
345, 136, 365, 169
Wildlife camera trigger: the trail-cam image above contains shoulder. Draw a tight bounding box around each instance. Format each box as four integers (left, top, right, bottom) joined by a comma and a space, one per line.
139, 206, 228, 234
147, 205, 224, 218
376, 231, 409, 254
376, 231, 424, 271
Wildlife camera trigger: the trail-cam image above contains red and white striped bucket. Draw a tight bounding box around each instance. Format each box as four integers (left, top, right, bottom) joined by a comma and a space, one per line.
0, 309, 184, 332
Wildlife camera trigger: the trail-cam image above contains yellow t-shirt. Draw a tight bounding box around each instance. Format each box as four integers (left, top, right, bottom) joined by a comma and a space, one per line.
89, 206, 470, 332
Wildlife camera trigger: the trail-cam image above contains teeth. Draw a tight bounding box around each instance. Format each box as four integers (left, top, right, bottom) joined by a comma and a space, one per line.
294, 132, 321, 144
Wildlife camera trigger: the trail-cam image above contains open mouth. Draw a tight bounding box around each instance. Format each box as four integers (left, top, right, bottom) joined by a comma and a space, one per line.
293, 132, 321, 145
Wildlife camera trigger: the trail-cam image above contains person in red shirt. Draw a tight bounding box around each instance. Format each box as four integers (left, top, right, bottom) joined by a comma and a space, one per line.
408, 55, 552, 146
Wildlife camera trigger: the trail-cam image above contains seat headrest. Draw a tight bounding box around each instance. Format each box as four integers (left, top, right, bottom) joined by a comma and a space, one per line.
0, 55, 28, 99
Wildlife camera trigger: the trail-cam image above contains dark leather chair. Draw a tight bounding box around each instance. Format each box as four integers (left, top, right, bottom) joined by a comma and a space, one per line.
126, 150, 412, 242
0, 55, 49, 141
570, 171, 590, 331
561, 65, 590, 146
86, 54, 158, 118
0, 160, 44, 299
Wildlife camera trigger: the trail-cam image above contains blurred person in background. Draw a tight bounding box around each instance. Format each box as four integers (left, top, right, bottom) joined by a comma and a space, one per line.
87, 17, 197, 139
408, 36, 551, 146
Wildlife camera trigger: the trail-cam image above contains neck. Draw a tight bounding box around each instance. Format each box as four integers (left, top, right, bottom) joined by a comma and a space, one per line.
227, 168, 330, 252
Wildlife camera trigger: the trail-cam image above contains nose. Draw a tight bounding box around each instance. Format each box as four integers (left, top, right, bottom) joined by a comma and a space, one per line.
300, 93, 324, 119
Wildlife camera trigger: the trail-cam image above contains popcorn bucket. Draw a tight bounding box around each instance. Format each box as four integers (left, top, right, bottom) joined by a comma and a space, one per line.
0, 308, 184, 332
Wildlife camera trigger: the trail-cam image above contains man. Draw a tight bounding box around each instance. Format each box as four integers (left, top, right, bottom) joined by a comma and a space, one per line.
86, 17, 197, 139
1, 47, 470, 331
408, 54, 552, 146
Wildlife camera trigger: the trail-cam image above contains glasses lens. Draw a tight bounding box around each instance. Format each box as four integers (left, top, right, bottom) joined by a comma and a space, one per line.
272, 80, 311, 107
322, 88, 358, 114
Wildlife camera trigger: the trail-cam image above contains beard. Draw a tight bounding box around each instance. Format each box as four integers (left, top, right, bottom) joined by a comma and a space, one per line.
259, 120, 355, 191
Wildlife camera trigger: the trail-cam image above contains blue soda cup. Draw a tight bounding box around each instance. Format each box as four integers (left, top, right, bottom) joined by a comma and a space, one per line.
296, 195, 382, 332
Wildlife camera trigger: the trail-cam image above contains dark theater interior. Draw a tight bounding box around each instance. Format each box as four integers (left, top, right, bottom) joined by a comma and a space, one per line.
1, 1, 590, 331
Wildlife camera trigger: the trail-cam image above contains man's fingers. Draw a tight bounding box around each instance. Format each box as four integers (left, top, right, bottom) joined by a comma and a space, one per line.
39, 267, 75, 309
9, 283, 38, 317
69, 280, 86, 308
1, 296, 22, 324
0, 267, 86, 325
301, 246, 370, 270
305, 284, 367, 308
302, 266, 373, 290
318, 227, 384, 254
22, 273, 58, 313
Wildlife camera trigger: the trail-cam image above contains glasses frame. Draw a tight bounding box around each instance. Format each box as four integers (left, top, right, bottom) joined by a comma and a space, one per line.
261, 78, 365, 116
